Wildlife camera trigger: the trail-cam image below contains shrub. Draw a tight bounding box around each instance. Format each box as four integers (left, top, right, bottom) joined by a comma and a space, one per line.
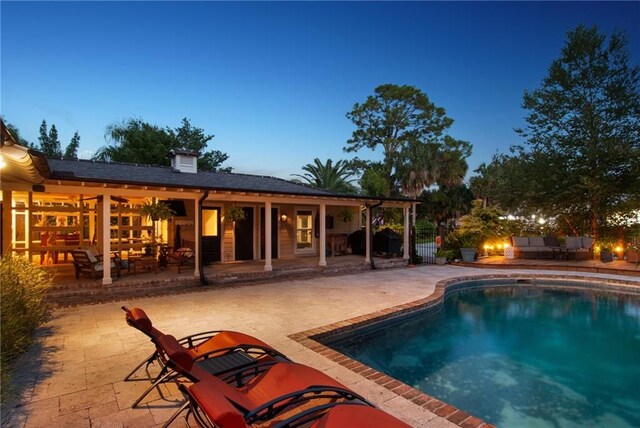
0, 254, 52, 400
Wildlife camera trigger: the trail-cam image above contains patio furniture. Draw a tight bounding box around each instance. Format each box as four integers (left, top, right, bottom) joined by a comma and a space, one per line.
174, 376, 409, 428
159, 336, 371, 428
62, 232, 81, 262
128, 255, 158, 274
121, 307, 289, 408
512, 236, 554, 259
71, 249, 121, 279
167, 246, 195, 273
566, 236, 595, 260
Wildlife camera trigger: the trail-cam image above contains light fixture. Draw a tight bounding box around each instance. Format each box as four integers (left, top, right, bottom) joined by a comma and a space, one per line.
280, 214, 288, 222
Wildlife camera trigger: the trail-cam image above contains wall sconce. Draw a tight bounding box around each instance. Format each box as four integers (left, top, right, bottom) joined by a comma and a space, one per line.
280, 214, 288, 222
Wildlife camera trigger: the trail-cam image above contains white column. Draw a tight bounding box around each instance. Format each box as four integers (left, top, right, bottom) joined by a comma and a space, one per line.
2, 191, 12, 255
319, 203, 327, 267
365, 206, 371, 263
403, 205, 410, 260
26, 192, 32, 261
101, 194, 112, 285
412, 202, 417, 226
264, 201, 273, 271
194, 199, 200, 277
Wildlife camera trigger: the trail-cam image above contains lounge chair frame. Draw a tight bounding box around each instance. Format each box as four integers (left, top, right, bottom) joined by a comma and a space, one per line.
122, 306, 289, 408
173, 382, 372, 428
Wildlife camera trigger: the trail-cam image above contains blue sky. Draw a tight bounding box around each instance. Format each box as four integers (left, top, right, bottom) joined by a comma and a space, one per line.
2, 1, 639, 179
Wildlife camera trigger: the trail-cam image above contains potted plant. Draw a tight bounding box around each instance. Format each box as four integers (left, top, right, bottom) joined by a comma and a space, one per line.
459, 234, 481, 262
225, 206, 246, 222
599, 243, 613, 263
435, 249, 454, 265
140, 200, 174, 253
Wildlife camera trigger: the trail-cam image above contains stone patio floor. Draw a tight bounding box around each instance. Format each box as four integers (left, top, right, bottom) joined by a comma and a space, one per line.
3, 265, 639, 428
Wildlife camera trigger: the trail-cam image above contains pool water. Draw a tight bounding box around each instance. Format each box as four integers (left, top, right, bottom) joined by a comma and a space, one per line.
331, 286, 640, 427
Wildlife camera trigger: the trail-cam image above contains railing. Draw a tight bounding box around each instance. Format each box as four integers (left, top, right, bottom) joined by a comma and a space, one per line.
410, 226, 439, 265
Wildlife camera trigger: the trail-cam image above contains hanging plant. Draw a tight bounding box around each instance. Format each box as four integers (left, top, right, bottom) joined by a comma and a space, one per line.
140, 200, 174, 247
225, 206, 246, 222
337, 207, 353, 222
140, 200, 174, 222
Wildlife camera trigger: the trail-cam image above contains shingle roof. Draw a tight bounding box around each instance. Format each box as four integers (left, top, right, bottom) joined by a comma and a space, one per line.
46, 158, 340, 197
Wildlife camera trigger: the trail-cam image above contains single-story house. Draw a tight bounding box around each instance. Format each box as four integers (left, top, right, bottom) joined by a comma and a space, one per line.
1, 121, 417, 285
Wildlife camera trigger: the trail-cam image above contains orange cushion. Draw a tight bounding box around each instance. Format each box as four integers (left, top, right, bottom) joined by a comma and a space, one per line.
193, 331, 274, 355
242, 362, 349, 405
189, 382, 248, 428
311, 405, 411, 428
128, 308, 153, 333
156, 334, 194, 371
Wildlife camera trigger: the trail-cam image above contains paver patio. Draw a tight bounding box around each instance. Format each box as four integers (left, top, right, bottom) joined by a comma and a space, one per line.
3, 265, 639, 427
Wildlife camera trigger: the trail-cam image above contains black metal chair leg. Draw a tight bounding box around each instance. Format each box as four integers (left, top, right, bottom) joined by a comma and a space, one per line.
131, 370, 175, 408
124, 352, 158, 381
161, 401, 190, 428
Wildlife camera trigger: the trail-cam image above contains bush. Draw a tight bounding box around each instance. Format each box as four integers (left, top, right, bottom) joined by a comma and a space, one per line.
1, 254, 52, 400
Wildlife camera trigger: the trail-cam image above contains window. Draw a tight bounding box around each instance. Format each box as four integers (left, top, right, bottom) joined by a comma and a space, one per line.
202, 209, 219, 236
296, 209, 314, 251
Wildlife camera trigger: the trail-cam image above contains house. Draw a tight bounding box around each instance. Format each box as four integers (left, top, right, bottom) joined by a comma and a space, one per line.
1, 121, 417, 285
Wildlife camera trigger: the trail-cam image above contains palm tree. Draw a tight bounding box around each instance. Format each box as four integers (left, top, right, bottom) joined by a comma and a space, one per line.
293, 158, 356, 193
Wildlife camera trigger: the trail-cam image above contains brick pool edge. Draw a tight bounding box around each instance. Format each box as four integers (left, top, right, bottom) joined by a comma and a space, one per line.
289, 273, 640, 428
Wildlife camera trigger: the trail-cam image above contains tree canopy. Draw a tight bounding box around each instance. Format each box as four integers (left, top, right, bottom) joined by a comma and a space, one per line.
345, 84, 471, 198
94, 118, 231, 172
508, 25, 640, 237
35, 120, 81, 159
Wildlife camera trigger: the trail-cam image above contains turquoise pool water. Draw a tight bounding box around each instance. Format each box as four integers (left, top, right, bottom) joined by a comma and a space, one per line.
331, 286, 640, 427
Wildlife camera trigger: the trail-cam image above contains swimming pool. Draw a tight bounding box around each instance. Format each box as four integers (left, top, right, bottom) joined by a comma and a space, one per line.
329, 283, 640, 427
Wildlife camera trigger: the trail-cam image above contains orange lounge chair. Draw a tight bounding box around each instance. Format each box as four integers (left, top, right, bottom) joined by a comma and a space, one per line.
158, 333, 372, 427
122, 306, 289, 407
173, 374, 410, 428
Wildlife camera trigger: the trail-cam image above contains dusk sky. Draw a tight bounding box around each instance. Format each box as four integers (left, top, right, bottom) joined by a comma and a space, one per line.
2, 1, 639, 180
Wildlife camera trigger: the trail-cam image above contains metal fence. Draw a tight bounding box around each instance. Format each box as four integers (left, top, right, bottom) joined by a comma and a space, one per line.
410, 226, 439, 265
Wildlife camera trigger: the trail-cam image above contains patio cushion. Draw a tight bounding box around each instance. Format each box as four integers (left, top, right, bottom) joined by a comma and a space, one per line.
581, 237, 595, 249
565, 237, 582, 250
529, 237, 545, 247
513, 237, 529, 247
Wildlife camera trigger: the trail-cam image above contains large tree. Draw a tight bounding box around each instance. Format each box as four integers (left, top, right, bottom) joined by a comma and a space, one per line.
64, 132, 81, 160
293, 158, 356, 193
94, 118, 231, 172
37, 120, 74, 157
345, 84, 470, 198
515, 25, 640, 237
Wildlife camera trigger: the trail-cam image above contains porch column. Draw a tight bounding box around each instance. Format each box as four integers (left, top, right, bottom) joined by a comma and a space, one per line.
101, 194, 112, 285
264, 201, 273, 271
365, 206, 371, 263
412, 202, 417, 226
319, 203, 326, 267
2, 190, 12, 255
194, 198, 200, 277
403, 205, 410, 261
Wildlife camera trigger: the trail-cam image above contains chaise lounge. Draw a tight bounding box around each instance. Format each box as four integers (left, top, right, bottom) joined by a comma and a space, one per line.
122, 306, 290, 408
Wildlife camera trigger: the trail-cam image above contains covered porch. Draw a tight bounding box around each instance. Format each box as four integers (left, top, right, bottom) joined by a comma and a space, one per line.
43, 254, 408, 305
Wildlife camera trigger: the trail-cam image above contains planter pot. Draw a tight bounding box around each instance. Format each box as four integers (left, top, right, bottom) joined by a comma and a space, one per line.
460, 248, 477, 262
600, 249, 613, 263
627, 250, 639, 264
435, 257, 447, 265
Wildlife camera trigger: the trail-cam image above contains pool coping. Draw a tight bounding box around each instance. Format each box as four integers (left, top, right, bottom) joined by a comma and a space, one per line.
288, 273, 640, 428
